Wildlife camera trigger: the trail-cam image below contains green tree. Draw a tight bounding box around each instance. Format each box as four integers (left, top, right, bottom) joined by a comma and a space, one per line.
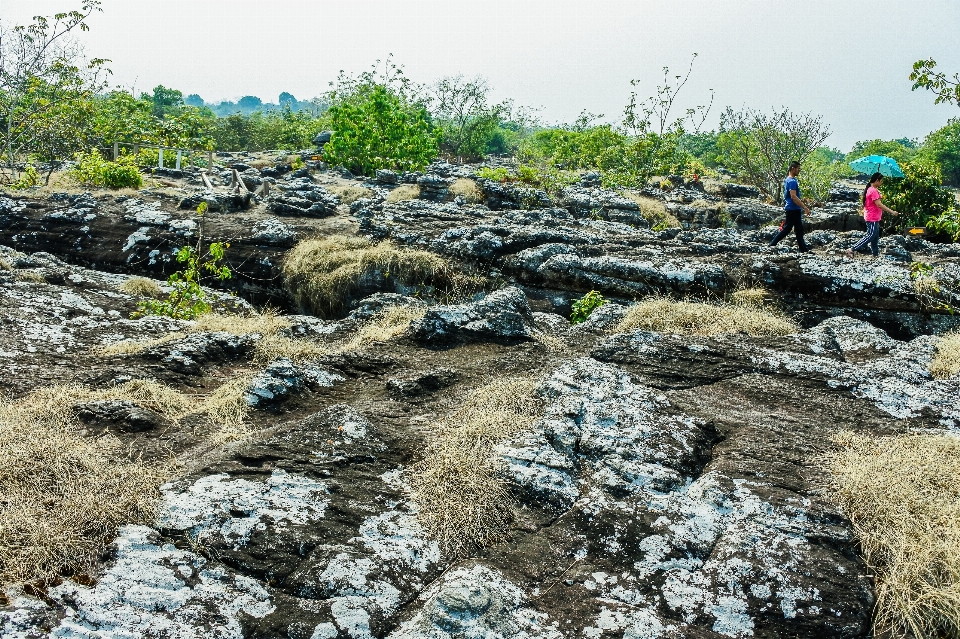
237, 95, 262, 112
918, 119, 960, 185
881, 161, 955, 230
430, 75, 511, 161
91, 90, 155, 146
845, 138, 917, 165
184, 93, 203, 107
322, 62, 439, 175
142, 85, 183, 118
717, 107, 831, 202
910, 58, 960, 106
0, 1, 107, 182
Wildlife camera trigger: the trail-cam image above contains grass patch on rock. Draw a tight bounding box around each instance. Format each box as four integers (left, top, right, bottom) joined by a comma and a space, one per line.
930, 331, 960, 379
385, 184, 420, 203
327, 184, 373, 205
344, 305, 426, 350
616, 296, 798, 337
448, 178, 482, 203
622, 192, 681, 230
119, 277, 163, 299
283, 235, 477, 317
829, 432, 960, 639
410, 376, 541, 557
0, 385, 166, 584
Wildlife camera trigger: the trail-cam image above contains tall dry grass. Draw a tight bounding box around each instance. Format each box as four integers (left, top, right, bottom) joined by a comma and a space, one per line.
829, 432, 960, 638
119, 277, 163, 299
282, 235, 478, 317
930, 331, 960, 379
409, 376, 541, 556
0, 384, 165, 584
622, 192, 681, 229
385, 184, 421, 203
448, 178, 482, 203
343, 305, 426, 350
0, 374, 260, 585
615, 296, 798, 337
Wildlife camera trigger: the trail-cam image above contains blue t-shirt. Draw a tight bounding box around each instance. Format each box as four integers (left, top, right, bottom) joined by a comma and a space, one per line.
784, 177, 802, 211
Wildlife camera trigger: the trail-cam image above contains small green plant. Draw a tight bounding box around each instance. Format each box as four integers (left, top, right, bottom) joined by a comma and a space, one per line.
476, 166, 510, 182
290, 156, 305, 171
570, 290, 608, 324
10, 164, 41, 189
927, 208, 960, 242
516, 164, 539, 184
907, 261, 955, 314
71, 149, 143, 189
135, 202, 231, 320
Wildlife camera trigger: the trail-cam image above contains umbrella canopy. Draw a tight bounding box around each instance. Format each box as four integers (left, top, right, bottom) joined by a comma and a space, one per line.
848, 155, 905, 178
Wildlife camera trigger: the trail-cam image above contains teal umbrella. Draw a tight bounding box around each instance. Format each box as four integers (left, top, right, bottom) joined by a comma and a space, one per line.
848, 155, 905, 178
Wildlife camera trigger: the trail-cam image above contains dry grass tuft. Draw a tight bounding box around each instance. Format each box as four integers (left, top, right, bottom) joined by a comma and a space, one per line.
930, 332, 960, 379
0, 258, 12, 271
192, 310, 289, 336
622, 192, 681, 230
103, 311, 290, 358
386, 184, 421, 203
448, 178, 482, 203
253, 334, 327, 364
829, 432, 960, 638
410, 376, 541, 556
194, 374, 254, 440
102, 333, 185, 356
729, 287, 773, 309
327, 184, 373, 205
344, 305, 426, 350
0, 384, 167, 584
14, 270, 46, 284
616, 296, 798, 337
0, 368, 265, 585
119, 277, 163, 299
282, 235, 474, 317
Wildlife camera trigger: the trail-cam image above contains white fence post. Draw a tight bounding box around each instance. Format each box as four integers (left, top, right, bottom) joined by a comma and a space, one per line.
176, 150, 182, 170
158, 147, 164, 168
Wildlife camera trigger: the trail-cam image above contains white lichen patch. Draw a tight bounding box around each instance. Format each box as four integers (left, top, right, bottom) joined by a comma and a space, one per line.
159, 469, 329, 547
41, 525, 273, 639
388, 564, 563, 639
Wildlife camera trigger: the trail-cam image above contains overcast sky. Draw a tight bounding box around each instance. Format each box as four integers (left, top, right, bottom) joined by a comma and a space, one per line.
3, 0, 960, 150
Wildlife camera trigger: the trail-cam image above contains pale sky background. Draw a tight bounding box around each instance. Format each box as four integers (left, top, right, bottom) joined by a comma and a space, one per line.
3, 0, 960, 151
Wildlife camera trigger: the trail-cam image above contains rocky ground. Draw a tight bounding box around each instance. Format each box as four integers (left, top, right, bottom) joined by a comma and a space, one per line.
1, 155, 959, 638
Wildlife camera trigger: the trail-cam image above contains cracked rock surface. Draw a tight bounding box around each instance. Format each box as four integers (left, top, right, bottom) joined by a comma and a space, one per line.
1, 164, 959, 638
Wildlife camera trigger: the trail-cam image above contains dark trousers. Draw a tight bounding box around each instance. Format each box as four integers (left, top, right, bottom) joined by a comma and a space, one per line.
851, 221, 881, 256
769, 209, 808, 250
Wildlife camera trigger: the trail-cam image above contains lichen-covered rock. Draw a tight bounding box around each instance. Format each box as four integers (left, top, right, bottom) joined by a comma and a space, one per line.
409, 286, 535, 345
143, 332, 256, 376
73, 399, 169, 433
244, 358, 343, 407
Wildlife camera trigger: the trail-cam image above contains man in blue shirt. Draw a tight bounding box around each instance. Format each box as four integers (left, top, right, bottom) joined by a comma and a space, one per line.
768, 161, 811, 252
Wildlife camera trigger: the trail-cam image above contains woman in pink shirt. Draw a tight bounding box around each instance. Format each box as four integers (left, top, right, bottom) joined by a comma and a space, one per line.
846, 172, 899, 258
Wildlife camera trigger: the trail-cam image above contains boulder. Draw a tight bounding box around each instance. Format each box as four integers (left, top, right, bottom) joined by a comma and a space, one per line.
73, 399, 169, 432
409, 286, 536, 345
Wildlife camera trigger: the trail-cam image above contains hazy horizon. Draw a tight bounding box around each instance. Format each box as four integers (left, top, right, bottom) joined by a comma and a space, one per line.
3, 0, 959, 151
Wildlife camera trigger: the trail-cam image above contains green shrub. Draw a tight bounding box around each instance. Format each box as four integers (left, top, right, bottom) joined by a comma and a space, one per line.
323, 83, 439, 176
71, 150, 143, 189
10, 165, 41, 190
927, 208, 960, 241
570, 290, 608, 324
882, 161, 954, 230
918, 118, 960, 186
475, 166, 510, 182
